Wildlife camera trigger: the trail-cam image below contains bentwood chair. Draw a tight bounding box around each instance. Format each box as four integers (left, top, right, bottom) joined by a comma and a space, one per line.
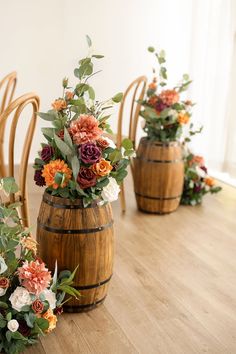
0, 72, 17, 176
117, 75, 147, 212
0, 93, 40, 227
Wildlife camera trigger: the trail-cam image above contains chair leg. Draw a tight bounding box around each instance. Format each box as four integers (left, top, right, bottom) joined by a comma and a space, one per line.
119, 182, 126, 212
20, 200, 30, 228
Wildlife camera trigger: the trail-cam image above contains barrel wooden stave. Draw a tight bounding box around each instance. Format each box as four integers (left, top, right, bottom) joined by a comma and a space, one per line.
134, 138, 184, 214
36, 192, 114, 312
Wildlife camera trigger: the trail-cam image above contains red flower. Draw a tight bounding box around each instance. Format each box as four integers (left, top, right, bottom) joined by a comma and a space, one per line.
77, 167, 97, 189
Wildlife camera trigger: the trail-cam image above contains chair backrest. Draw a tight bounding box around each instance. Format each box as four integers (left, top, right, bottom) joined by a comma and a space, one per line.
117, 76, 147, 174
0, 71, 17, 114
0, 93, 40, 227
0, 72, 17, 177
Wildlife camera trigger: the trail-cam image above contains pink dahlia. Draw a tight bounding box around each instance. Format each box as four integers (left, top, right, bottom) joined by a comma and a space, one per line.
18, 260, 51, 295
69, 114, 102, 144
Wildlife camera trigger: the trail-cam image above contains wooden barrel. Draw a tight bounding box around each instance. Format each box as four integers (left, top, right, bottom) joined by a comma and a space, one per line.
133, 137, 184, 214
36, 192, 114, 312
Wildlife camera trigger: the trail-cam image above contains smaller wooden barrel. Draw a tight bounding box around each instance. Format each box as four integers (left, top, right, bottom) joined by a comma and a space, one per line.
133, 138, 184, 214
36, 192, 114, 312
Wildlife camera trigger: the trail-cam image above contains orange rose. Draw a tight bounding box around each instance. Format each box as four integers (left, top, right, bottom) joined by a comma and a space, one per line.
65, 91, 74, 100
42, 309, 57, 333
177, 112, 190, 125
204, 177, 215, 187
96, 138, 110, 149
148, 82, 157, 90
0, 277, 10, 288
91, 159, 113, 177
189, 155, 204, 166
51, 99, 67, 111
42, 159, 72, 189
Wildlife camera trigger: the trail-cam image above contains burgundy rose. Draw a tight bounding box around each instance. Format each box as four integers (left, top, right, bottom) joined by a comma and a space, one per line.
18, 320, 31, 337
193, 184, 202, 193
77, 167, 97, 189
155, 101, 167, 113
34, 169, 46, 187
54, 306, 63, 315
41, 145, 54, 162
79, 143, 102, 164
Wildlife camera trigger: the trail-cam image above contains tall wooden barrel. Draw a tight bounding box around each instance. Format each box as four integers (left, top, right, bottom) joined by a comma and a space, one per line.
133, 137, 184, 214
36, 192, 114, 312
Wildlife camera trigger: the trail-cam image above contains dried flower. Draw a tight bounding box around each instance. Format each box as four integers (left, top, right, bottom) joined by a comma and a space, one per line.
96, 138, 110, 149
204, 177, 215, 187
177, 112, 190, 125
0, 277, 10, 289
18, 260, 51, 295
32, 299, 44, 314
91, 159, 113, 177
65, 91, 74, 100
159, 89, 179, 106
79, 143, 102, 164
69, 114, 102, 144
34, 169, 46, 187
41, 145, 54, 162
51, 99, 67, 111
77, 167, 97, 189
42, 309, 57, 333
18, 320, 31, 337
21, 236, 37, 253
42, 159, 72, 189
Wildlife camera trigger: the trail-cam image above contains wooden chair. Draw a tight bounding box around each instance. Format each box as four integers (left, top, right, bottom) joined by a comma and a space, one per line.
117, 76, 147, 212
0, 72, 17, 176
0, 93, 40, 227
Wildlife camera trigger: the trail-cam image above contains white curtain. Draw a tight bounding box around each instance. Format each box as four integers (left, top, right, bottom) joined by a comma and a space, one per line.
187, 0, 235, 179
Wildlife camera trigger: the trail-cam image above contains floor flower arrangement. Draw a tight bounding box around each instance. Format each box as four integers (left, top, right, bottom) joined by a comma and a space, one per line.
139, 46, 201, 142
0, 177, 80, 354
181, 152, 222, 205
34, 36, 133, 207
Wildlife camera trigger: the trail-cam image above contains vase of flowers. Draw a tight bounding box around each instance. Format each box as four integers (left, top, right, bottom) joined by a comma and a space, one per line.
0, 177, 79, 354
181, 152, 222, 205
34, 37, 133, 312
134, 46, 199, 214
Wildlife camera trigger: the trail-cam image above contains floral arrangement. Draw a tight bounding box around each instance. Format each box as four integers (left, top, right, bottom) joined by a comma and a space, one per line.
33, 36, 133, 207
139, 46, 202, 142
0, 177, 80, 354
181, 152, 222, 205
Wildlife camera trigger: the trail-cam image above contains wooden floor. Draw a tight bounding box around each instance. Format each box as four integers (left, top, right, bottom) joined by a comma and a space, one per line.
25, 169, 236, 354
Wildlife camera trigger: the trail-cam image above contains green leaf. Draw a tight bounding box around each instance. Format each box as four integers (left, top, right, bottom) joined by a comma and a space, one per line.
6, 312, 12, 321
148, 46, 155, 52
76, 83, 90, 96
183, 73, 189, 81
160, 67, 167, 79
38, 111, 58, 121
121, 138, 133, 150
109, 149, 122, 163
71, 155, 80, 180
92, 54, 104, 59
79, 58, 91, 66
112, 92, 123, 103
59, 270, 71, 280
88, 86, 95, 100
24, 312, 36, 328
6, 330, 11, 342
2, 177, 19, 194
74, 68, 80, 78
41, 127, 55, 138
35, 317, 49, 331
54, 134, 73, 156
0, 301, 8, 309
11, 331, 27, 340
64, 128, 73, 149
86, 34, 92, 47
78, 63, 93, 79
54, 172, 63, 185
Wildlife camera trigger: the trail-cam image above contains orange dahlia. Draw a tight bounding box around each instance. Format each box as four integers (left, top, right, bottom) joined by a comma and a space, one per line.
51, 99, 67, 111
159, 89, 179, 106
42, 159, 72, 189
177, 112, 190, 125
42, 309, 57, 333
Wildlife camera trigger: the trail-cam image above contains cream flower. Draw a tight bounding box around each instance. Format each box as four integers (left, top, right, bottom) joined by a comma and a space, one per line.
102, 136, 116, 149
42, 289, 56, 309
0, 288, 7, 296
195, 166, 206, 178
9, 287, 32, 312
0, 256, 7, 274
101, 177, 120, 202
7, 319, 19, 332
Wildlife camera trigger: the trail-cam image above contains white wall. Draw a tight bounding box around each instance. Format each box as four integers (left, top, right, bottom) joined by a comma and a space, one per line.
0, 0, 194, 164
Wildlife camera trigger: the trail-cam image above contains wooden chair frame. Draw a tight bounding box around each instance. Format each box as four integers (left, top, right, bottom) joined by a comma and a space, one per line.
117, 76, 147, 211
0, 93, 40, 227
0, 72, 17, 176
